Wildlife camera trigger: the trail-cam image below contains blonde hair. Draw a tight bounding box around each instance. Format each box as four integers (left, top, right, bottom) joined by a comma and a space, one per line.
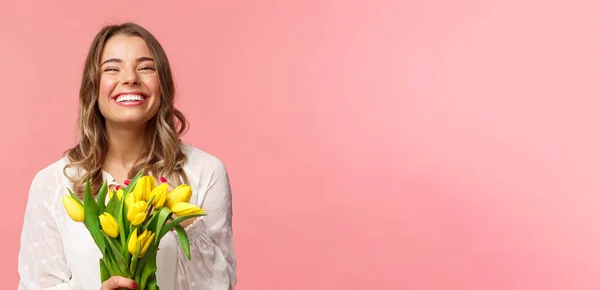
64, 22, 189, 197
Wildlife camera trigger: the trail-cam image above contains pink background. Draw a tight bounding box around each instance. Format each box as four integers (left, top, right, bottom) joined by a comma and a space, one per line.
1, 0, 600, 289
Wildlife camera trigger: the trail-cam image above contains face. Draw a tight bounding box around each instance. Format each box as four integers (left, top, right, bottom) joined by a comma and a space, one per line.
98, 34, 161, 128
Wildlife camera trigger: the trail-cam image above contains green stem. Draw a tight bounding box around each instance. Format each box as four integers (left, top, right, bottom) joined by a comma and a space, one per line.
130, 246, 141, 276
120, 228, 127, 258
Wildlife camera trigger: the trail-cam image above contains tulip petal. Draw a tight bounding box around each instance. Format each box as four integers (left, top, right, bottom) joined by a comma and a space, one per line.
128, 229, 138, 255
141, 232, 155, 256
62, 196, 85, 223
133, 176, 156, 202
131, 213, 147, 226
116, 189, 124, 200
171, 202, 204, 217
99, 213, 119, 238
165, 185, 192, 209
127, 201, 149, 225
150, 184, 168, 209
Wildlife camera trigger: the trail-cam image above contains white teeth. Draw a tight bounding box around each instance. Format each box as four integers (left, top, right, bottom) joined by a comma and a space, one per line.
116, 94, 146, 102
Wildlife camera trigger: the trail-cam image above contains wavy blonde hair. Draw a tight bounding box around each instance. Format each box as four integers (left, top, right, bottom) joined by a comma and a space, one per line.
64, 22, 189, 197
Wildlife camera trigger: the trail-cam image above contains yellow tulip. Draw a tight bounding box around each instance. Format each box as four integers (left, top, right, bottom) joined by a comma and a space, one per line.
108, 188, 124, 201
99, 213, 119, 238
127, 201, 148, 226
143, 176, 157, 200
125, 189, 137, 209
62, 195, 85, 222
108, 189, 114, 200
133, 176, 155, 201
149, 183, 168, 209
128, 228, 155, 257
171, 202, 204, 217
165, 184, 192, 209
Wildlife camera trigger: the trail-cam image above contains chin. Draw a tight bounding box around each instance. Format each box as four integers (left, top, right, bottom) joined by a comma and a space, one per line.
106, 116, 152, 127
103, 108, 159, 126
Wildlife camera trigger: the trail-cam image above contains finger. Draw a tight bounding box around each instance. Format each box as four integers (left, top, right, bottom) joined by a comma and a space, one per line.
102, 276, 138, 289
102, 276, 137, 289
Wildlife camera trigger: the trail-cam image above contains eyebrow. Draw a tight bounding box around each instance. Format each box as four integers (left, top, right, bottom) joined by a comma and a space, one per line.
101, 57, 155, 66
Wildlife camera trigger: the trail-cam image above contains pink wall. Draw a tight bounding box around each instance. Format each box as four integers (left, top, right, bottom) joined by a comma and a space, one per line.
1, 0, 600, 289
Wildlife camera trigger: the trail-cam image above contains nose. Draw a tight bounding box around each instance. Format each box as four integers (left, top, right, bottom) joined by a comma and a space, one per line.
121, 70, 139, 85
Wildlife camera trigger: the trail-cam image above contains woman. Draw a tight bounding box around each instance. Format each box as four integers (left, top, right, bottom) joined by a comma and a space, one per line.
17, 22, 237, 289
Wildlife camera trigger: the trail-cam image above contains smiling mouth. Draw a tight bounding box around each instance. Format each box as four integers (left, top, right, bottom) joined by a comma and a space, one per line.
114, 93, 148, 103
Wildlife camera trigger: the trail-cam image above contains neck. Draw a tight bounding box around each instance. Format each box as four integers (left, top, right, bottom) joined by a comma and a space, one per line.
104, 122, 147, 170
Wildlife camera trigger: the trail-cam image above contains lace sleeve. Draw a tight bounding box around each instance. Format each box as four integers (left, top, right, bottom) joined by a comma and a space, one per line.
18, 170, 76, 289
175, 161, 237, 290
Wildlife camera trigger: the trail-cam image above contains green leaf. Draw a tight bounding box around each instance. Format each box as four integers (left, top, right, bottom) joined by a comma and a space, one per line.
111, 196, 127, 258
174, 223, 191, 260
99, 258, 110, 283
134, 247, 158, 280
159, 214, 206, 239
103, 247, 122, 277
105, 193, 120, 217
146, 277, 159, 290
153, 207, 173, 243
146, 195, 156, 207
123, 169, 145, 195
102, 231, 132, 278
140, 256, 158, 290
83, 179, 106, 254
121, 193, 130, 241
102, 231, 123, 253
142, 208, 162, 231
134, 270, 142, 286
66, 188, 83, 206
97, 179, 108, 213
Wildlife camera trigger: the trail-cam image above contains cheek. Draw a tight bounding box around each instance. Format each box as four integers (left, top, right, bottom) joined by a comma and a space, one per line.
98, 77, 118, 111
145, 75, 161, 95
99, 77, 118, 99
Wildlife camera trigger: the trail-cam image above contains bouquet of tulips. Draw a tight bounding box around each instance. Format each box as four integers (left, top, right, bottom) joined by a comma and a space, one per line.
61, 170, 205, 289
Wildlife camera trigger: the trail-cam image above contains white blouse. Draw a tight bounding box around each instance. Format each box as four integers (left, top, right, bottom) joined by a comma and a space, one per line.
18, 144, 237, 289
